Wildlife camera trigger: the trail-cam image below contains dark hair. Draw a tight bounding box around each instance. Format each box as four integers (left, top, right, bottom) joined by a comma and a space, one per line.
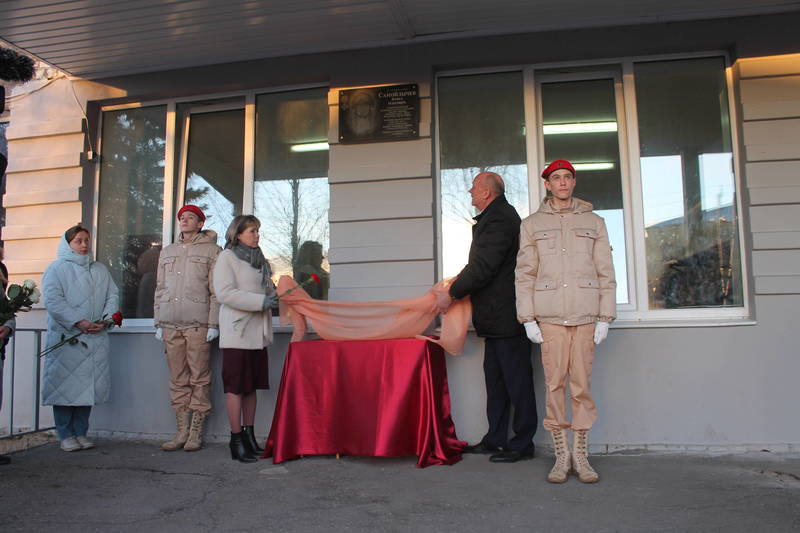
294, 240, 324, 268
64, 224, 90, 243
224, 215, 260, 248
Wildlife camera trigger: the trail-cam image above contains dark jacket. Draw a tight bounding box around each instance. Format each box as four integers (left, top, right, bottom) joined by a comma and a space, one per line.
449, 195, 524, 338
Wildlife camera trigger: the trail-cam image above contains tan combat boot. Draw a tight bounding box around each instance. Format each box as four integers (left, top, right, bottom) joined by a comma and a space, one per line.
183, 411, 207, 451
572, 429, 599, 483
547, 429, 571, 483
161, 409, 191, 451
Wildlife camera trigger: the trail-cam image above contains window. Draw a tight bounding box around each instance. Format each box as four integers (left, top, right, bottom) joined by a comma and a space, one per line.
438, 72, 529, 278
179, 104, 245, 248
254, 88, 330, 300
437, 55, 747, 323
634, 57, 742, 310
95, 87, 330, 322
96, 106, 167, 319
539, 73, 629, 304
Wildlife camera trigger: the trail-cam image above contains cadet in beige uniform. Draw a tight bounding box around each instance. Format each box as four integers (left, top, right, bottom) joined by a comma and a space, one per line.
154, 205, 221, 452
515, 160, 616, 483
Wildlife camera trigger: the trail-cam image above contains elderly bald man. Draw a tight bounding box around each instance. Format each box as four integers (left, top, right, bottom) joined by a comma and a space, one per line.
436, 171, 538, 463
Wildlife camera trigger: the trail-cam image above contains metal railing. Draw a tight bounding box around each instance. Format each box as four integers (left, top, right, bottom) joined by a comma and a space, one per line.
0, 327, 54, 439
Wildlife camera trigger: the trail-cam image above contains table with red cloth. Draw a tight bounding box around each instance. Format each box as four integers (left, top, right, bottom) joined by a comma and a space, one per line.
262, 338, 466, 468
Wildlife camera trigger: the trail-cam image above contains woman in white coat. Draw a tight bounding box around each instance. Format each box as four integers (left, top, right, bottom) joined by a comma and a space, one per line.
42, 224, 119, 452
213, 215, 277, 463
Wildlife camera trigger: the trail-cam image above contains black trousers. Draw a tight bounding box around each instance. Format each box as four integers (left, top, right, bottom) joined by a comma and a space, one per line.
482, 334, 538, 453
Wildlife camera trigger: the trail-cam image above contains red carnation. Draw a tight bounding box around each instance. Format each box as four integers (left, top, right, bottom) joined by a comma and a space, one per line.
112, 311, 123, 327
310, 273, 321, 284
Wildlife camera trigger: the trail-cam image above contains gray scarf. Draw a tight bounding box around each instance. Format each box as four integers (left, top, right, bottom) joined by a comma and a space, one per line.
229, 242, 272, 288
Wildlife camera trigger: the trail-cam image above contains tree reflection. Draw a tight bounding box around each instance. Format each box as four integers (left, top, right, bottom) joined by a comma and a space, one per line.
254, 177, 329, 282
440, 165, 528, 278
96, 107, 166, 318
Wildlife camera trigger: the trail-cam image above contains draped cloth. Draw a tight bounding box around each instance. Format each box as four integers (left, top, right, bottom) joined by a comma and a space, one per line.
277, 276, 471, 355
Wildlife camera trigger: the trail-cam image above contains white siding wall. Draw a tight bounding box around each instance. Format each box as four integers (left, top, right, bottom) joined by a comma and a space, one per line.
327, 84, 435, 301
3, 77, 125, 287
739, 53, 800, 296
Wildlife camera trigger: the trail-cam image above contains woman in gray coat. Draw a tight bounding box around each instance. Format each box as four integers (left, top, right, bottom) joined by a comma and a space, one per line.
42, 225, 119, 452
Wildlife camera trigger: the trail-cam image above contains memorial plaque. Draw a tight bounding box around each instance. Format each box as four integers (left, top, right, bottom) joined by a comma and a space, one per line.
339, 84, 419, 143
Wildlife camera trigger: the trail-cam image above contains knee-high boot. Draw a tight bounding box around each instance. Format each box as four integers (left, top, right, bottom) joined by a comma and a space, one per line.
547, 429, 571, 483
572, 430, 599, 483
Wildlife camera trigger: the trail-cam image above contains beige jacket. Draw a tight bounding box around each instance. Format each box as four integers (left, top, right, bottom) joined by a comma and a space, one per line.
515, 197, 616, 326
154, 230, 221, 329
213, 249, 275, 350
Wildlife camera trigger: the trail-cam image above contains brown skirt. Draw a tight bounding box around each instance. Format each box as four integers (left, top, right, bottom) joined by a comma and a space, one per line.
221, 347, 269, 394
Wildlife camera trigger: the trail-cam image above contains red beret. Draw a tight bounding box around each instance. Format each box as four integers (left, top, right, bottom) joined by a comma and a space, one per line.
541, 159, 576, 179
177, 204, 205, 221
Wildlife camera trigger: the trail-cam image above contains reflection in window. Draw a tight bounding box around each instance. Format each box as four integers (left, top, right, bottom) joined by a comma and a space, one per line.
540, 77, 629, 304
183, 109, 244, 248
254, 88, 330, 299
438, 72, 529, 278
635, 57, 742, 309
96, 106, 166, 318
641, 155, 685, 227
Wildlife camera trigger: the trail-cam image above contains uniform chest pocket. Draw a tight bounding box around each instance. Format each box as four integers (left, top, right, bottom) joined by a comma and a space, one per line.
534, 230, 558, 255
574, 228, 598, 254
188, 255, 211, 280
160, 256, 177, 272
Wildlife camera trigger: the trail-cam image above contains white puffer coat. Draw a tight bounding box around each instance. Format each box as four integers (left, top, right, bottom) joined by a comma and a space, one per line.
42, 238, 119, 406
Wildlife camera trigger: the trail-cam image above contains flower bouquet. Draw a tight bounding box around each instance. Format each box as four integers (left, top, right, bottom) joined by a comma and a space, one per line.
39, 311, 123, 358
0, 279, 40, 324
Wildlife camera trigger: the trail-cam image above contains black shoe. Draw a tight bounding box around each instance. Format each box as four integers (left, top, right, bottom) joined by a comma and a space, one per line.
489, 450, 534, 463
462, 441, 501, 454
242, 425, 264, 454
0, 454, 10, 465
229, 432, 258, 463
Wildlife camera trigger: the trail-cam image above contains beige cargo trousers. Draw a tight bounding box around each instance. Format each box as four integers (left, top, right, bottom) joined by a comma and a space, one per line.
539, 323, 597, 431
163, 327, 212, 414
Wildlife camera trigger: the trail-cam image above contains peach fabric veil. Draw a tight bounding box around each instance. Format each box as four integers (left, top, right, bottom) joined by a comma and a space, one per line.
277, 276, 471, 355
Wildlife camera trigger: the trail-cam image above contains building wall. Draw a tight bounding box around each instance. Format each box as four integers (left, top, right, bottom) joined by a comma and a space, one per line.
3, 16, 799, 450
4, 77, 125, 288
738, 54, 800, 295
327, 82, 436, 302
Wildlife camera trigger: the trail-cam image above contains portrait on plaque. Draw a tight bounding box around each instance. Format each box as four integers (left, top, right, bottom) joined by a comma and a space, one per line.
339, 84, 419, 143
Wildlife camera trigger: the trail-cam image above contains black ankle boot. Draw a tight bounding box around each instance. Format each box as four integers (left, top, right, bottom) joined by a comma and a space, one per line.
229, 431, 257, 463
242, 425, 264, 454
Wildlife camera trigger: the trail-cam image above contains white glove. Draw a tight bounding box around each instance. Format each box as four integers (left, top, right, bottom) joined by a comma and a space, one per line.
524, 321, 544, 344
594, 321, 610, 345
206, 328, 219, 342
154, 327, 163, 341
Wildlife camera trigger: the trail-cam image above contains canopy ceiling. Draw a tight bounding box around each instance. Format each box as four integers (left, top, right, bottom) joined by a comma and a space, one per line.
1, 0, 799, 79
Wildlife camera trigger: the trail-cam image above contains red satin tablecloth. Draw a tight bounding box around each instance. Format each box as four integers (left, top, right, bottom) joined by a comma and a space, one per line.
263, 338, 465, 467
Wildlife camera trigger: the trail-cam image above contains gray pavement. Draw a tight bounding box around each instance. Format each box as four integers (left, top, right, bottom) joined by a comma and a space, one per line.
1, 439, 799, 532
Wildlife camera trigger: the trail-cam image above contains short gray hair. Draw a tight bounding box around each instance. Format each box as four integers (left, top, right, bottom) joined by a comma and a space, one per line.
476, 171, 505, 196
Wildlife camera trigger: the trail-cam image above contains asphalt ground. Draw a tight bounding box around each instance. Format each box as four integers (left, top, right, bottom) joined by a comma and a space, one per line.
1, 440, 799, 532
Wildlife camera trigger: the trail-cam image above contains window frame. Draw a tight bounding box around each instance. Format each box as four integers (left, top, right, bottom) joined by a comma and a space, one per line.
435, 51, 752, 327
93, 83, 330, 328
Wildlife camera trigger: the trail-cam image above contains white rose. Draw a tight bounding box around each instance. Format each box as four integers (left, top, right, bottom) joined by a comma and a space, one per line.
23, 279, 36, 290
30, 288, 41, 304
